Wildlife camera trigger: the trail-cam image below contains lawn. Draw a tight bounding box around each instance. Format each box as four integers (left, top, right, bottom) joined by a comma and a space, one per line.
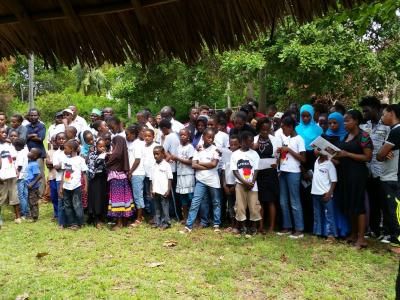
0, 203, 397, 299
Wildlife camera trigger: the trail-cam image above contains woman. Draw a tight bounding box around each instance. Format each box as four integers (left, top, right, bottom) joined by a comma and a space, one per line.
277, 116, 306, 238
324, 112, 349, 238
335, 110, 372, 249
254, 118, 281, 234
296, 104, 323, 232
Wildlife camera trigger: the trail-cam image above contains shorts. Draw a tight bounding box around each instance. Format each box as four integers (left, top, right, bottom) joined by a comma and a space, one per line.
234, 183, 261, 222
0, 178, 19, 206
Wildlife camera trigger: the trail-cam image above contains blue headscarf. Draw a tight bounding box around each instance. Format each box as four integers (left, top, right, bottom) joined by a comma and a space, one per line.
295, 104, 323, 150
325, 112, 347, 141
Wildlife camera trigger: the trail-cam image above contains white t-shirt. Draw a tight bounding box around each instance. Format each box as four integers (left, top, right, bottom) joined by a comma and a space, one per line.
111, 131, 126, 140
311, 159, 337, 195
230, 149, 260, 191
0, 143, 17, 180
222, 148, 236, 185
162, 132, 180, 172
127, 139, 145, 176
16, 147, 29, 180
53, 149, 67, 181
143, 142, 158, 177
279, 135, 305, 173
193, 145, 221, 188
71, 115, 88, 134
150, 160, 173, 195
171, 118, 185, 135
61, 156, 88, 190
177, 143, 195, 176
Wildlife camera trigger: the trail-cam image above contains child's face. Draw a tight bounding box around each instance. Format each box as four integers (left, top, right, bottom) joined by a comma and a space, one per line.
282, 124, 293, 137
196, 121, 206, 133
64, 144, 73, 156
0, 128, 6, 142
301, 111, 311, 125
85, 134, 94, 145
56, 134, 67, 147
96, 140, 106, 153
179, 130, 190, 144
160, 127, 170, 136
9, 131, 18, 143
0, 114, 6, 127
66, 130, 75, 140
203, 131, 214, 146
241, 137, 254, 150
27, 150, 39, 160
153, 149, 164, 163
259, 123, 271, 138
144, 131, 154, 144
139, 128, 146, 140
125, 131, 136, 142
229, 138, 240, 152
10, 117, 20, 129
318, 116, 328, 132
217, 123, 226, 132
99, 121, 109, 133
104, 136, 111, 146
207, 119, 217, 129
328, 118, 339, 132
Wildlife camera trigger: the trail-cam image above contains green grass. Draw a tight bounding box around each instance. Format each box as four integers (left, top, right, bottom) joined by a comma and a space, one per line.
0, 204, 397, 299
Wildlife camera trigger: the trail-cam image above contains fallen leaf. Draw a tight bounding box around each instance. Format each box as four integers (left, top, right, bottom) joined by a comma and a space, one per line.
280, 253, 287, 263
15, 293, 29, 300
36, 252, 49, 259
163, 240, 178, 247
146, 262, 165, 268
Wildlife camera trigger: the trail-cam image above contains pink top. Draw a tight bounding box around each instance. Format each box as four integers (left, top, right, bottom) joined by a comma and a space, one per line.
107, 170, 127, 181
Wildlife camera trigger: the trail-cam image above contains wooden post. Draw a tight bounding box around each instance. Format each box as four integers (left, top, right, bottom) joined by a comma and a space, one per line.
28, 54, 34, 109
226, 81, 231, 108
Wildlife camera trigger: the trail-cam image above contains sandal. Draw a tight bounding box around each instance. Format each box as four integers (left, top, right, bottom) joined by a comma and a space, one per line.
130, 220, 142, 227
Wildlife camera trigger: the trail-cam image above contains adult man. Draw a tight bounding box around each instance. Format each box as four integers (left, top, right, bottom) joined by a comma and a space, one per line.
136, 110, 154, 130
184, 107, 199, 139
359, 96, 391, 239
160, 106, 184, 134
69, 105, 88, 134
229, 111, 257, 136
26, 109, 46, 196
47, 112, 64, 149
377, 104, 400, 253
102, 107, 114, 118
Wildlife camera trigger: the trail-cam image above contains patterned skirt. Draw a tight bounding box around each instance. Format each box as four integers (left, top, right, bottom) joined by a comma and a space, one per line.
81, 173, 88, 208
108, 178, 135, 218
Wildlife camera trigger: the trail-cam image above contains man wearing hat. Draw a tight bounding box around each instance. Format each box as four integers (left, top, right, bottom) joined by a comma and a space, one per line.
47, 112, 65, 149
69, 105, 88, 134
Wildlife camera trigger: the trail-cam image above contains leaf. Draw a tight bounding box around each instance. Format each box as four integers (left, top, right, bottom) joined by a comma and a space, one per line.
280, 253, 288, 263
15, 293, 29, 300
36, 252, 49, 259
163, 240, 178, 248
146, 262, 165, 268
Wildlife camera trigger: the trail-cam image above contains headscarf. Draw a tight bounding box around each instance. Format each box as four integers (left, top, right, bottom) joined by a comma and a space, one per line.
325, 112, 347, 141
295, 104, 323, 150
105, 136, 130, 172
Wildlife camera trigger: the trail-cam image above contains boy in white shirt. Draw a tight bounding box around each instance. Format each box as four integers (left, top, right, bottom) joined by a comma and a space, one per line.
231, 131, 261, 235
58, 139, 88, 229
14, 138, 29, 218
142, 129, 158, 218
0, 127, 20, 225
52, 132, 67, 227
311, 152, 338, 242
150, 146, 173, 229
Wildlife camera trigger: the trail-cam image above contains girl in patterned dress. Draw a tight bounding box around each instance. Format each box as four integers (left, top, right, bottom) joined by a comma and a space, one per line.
106, 136, 134, 230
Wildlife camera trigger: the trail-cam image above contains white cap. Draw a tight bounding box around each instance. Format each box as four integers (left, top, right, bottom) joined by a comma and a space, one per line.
274, 112, 284, 119
63, 108, 73, 115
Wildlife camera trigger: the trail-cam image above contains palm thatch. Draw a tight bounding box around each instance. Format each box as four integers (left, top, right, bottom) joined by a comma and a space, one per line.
0, 0, 365, 66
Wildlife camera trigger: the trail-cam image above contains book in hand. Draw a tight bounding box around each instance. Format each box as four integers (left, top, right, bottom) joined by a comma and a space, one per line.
310, 136, 341, 159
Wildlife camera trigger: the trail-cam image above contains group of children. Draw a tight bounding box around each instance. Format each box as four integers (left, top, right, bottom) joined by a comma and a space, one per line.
0, 99, 399, 252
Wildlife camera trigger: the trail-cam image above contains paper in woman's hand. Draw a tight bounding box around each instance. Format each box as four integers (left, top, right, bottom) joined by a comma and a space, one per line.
258, 158, 277, 170
310, 136, 341, 159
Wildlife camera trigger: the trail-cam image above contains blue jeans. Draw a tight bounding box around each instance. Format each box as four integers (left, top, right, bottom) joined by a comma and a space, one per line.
131, 175, 145, 209
279, 172, 304, 231
50, 179, 58, 218
63, 187, 84, 227
186, 181, 221, 229
17, 179, 29, 216
57, 181, 66, 226
313, 194, 337, 237
144, 177, 154, 216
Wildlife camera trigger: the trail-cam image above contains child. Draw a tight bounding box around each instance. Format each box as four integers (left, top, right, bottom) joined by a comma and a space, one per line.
87, 138, 108, 228
46, 136, 58, 220
14, 138, 29, 218
170, 128, 195, 224
222, 134, 240, 232
231, 131, 261, 235
26, 148, 42, 221
52, 132, 67, 227
126, 125, 146, 226
8, 130, 19, 144
79, 130, 95, 159
142, 129, 158, 218
58, 139, 88, 229
192, 116, 207, 148
9, 114, 27, 142
105, 136, 134, 230
65, 126, 78, 141
0, 127, 20, 225
182, 128, 221, 233
150, 146, 173, 229
312, 151, 338, 242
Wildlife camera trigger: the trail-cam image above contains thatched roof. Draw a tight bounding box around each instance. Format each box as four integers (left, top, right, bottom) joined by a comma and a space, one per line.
0, 0, 364, 66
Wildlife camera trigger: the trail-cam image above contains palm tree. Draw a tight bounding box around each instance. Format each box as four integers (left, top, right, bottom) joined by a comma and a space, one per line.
73, 63, 110, 96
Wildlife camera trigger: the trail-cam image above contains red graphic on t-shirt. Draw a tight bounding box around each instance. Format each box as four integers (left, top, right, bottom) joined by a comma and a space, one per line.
243, 168, 251, 180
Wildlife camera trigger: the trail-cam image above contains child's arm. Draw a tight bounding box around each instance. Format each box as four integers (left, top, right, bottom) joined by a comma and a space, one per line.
164, 179, 172, 198
175, 156, 192, 166
192, 159, 209, 170
128, 158, 140, 179
28, 173, 42, 190
233, 170, 253, 190
197, 159, 219, 169
323, 182, 336, 201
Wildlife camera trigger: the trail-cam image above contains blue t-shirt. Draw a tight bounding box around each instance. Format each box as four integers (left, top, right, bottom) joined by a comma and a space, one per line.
26, 160, 41, 189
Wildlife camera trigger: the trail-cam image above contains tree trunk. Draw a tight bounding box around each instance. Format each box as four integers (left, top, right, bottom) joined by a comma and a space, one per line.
246, 82, 254, 99
258, 67, 267, 113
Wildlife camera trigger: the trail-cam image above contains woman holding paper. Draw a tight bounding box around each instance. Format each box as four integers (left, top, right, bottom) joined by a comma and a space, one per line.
254, 118, 281, 234
335, 109, 373, 249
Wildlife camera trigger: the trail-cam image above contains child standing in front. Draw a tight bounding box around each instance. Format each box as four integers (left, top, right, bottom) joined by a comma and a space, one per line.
53, 132, 67, 227
106, 136, 134, 230
150, 146, 173, 229
312, 152, 338, 242
231, 131, 261, 235
26, 148, 42, 221
170, 128, 195, 224
14, 138, 29, 218
142, 129, 158, 219
58, 140, 88, 229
